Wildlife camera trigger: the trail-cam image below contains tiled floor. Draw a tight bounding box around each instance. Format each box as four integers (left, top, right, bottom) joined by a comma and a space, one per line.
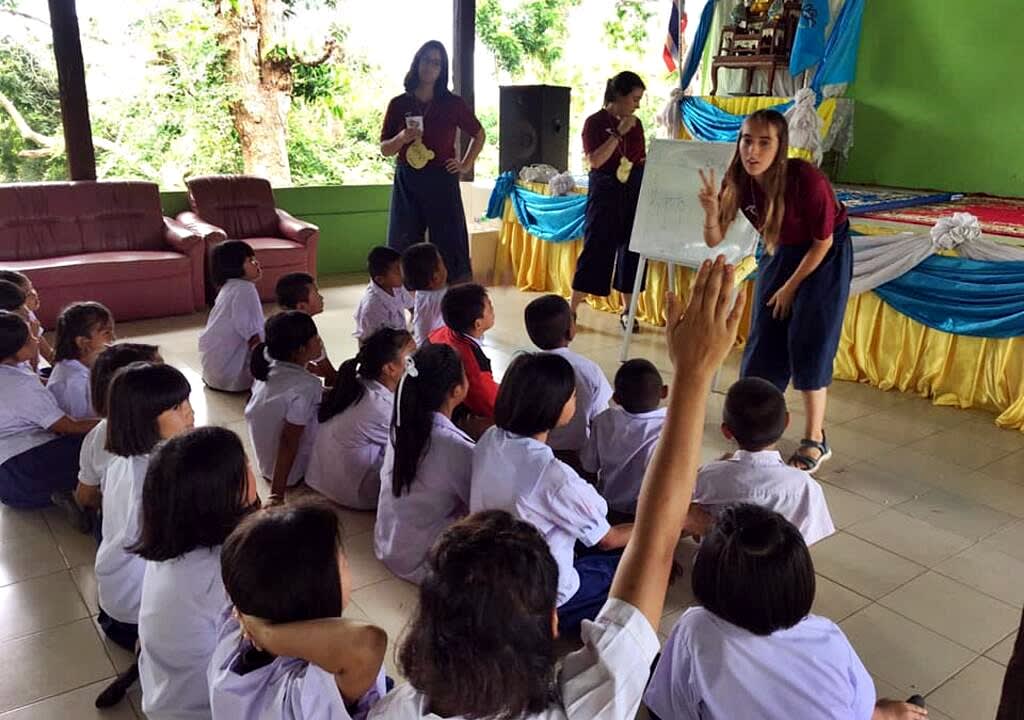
1, 274, 1021, 719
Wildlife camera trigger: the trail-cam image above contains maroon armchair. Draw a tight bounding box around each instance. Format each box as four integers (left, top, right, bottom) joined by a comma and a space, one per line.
177, 175, 319, 302
0, 181, 204, 328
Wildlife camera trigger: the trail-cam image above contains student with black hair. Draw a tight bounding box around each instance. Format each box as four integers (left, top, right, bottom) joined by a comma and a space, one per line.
693, 377, 835, 546
132, 427, 258, 720
370, 256, 747, 720
0, 311, 97, 509
47, 301, 115, 419
95, 363, 193, 652
0, 270, 53, 365
245, 311, 324, 504
274, 271, 336, 387
524, 294, 612, 457
374, 343, 473, 583
353, 246, 413, 343
74, 343, 161, 527
401, 242, 449, 346
199, 240, 265, 392
209, 501, 388, 719
581, 358, 667, 518
427, 282, 498, 420
308, 328, 415, 509
645, 504, 927, 720
470, 351, 633, 633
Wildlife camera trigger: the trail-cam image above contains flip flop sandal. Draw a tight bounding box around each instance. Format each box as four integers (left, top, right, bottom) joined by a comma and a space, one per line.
789, 432, 832, 474
619, 313, 640, 334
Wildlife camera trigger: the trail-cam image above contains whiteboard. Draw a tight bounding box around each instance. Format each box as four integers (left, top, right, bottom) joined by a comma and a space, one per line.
628, 139, 760, 268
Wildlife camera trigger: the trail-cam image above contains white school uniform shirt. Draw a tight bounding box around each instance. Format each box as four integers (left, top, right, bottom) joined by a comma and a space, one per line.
645, 607, 876, 720
694, 449, 836, 546
470, 427, 610, 605
369, 597, 660, 720
580, 406, 666, 515
352, 282, 413, 342
246, 360, 322, 487
208, 611, 387, 720
47, 358, 95, 419
139, 546, 229, 720
374, 413, 474, 583
411, 287, 446, 346
95, 453, 150, 624
199, 279, 265, 392
545, 348, 613, 453
307, 380, 393, 510
78, 418, 110, 487
0, 363, 63, 467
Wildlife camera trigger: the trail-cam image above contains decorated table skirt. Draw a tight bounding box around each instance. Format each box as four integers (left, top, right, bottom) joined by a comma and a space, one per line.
494, 200, 1024, 432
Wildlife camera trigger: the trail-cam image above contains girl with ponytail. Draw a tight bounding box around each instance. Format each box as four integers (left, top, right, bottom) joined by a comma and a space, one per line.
306, 327, 414, 509
373, 343, 473, 584
699, 108, 852, 474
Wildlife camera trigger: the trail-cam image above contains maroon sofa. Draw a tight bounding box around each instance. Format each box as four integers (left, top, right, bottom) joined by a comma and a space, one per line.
177, 175, 319, 302
0, 181, 204, 328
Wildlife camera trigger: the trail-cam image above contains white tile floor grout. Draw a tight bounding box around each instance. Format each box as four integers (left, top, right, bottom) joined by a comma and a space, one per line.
0, 275, 1020, 719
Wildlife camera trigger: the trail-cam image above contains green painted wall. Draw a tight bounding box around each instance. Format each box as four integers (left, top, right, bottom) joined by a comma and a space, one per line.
841, 0, 1022, 197
161, 184, 391, 274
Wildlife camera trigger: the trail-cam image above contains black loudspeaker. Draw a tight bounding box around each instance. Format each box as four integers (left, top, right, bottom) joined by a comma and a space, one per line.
499, 85, 571, 174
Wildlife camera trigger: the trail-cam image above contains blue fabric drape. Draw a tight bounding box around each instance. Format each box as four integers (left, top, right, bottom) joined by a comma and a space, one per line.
789, 0, 831, 76
486, 172, 588, 243
680, 97, 793, 142
874, 255, 1024, 339
812, 0, 866, 91
680, 0, 719, 91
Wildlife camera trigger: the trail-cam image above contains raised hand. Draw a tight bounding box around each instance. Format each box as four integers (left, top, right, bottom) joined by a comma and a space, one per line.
617, 114, 638, 136
697, 168, 719, 219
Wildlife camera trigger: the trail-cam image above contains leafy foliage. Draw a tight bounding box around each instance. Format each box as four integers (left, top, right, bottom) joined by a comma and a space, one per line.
605, 0, 656, 56
477, 0, 581, 78
0, 39, 64, 180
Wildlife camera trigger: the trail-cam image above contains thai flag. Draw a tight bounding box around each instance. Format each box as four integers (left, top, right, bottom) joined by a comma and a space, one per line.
663, 0, 688, 73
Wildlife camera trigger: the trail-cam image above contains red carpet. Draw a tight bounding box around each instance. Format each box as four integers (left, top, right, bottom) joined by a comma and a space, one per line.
863, 195, 1024, 238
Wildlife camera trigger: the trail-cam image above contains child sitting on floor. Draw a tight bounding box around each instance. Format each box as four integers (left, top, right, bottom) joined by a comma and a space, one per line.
48, 301, 115, 419
582, 358, 667, 519
0, 312, 97, 509
427, 283, 499, 422
401, 242, 448, 346
199, 240, 265, 392
246, 311, 324, 504
307, 328, 414, 510
693, 377, 835, 546
0, 270, 54, 365
275, 272, 336, 385
209, 501, 388, 719
524, 294, 612, 460
645, 504, 928, 720
353, 246, 413, 343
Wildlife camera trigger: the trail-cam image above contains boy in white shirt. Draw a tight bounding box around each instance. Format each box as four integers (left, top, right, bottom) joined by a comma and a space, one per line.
694, 377, 835, 546
401, 242, 449, 346
353, 246, 413, 343
582, 359, 667, 520
524, 294, 612, 462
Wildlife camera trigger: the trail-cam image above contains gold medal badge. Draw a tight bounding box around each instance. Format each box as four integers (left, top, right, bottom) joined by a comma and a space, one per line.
406, 140, 435, 170
616, 156, 633, 184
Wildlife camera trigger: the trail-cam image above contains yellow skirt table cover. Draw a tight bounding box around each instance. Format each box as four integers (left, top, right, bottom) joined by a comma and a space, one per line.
493, 185, 1024, 432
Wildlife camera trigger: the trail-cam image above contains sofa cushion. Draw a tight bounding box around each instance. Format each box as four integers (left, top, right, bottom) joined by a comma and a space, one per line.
186, 176, 280, 239
4, 251, 191, 288
245, 237, 308, 268
0, 181, 167, 261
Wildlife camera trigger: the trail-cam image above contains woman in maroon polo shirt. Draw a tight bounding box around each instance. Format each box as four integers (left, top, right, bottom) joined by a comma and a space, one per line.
570, 71, 648, 332
380, 41, 486, 284
700, 109, 852, 473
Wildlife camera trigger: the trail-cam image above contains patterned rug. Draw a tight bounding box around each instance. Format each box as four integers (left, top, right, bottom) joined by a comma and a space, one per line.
862, 195, 1024, 238
835, 185, 960, 216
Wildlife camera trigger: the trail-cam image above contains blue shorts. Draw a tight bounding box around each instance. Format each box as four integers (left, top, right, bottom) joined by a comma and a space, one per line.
557, 551, 623, 634
741, 221, 853, 391
0, 435, 83, 509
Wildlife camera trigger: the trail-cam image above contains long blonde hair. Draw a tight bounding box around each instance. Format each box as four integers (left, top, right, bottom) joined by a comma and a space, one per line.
719, 110, 789, 253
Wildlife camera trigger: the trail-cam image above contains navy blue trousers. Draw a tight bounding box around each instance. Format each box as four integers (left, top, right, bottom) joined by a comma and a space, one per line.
741, 221, 853, 392
0, 434, 83, 509
557, 550, 623, 634
572, 168, 647, 298
387, 163, 472, 283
